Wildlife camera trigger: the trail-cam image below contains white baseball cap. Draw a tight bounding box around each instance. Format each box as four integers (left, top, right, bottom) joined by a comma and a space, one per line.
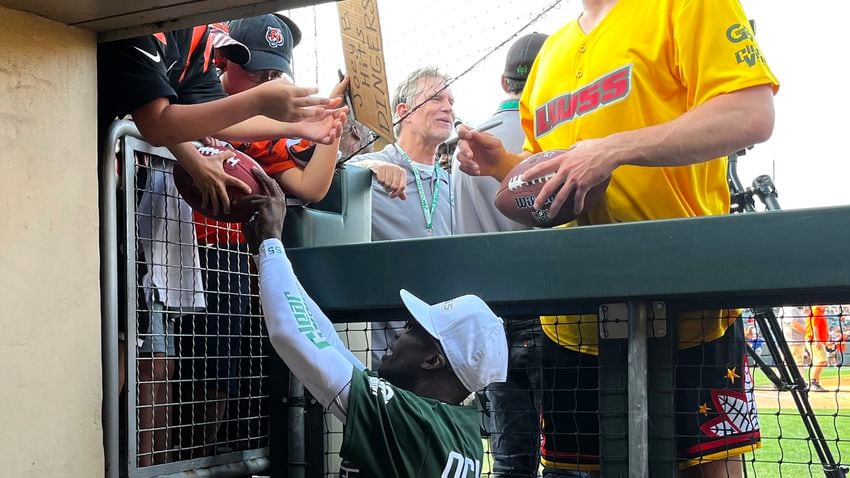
399, 289, 508, 393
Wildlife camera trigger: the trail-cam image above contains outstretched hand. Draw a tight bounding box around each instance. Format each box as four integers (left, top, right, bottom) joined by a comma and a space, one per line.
455, 124, 511, 180
254, 80, 334, 123
288, 102, 349, 145
241, 166, 287, 255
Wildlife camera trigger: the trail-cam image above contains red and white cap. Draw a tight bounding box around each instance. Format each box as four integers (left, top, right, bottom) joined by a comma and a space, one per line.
400, 289, 508, 393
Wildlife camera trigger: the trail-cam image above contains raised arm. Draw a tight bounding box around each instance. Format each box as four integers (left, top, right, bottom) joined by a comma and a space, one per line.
255, 238, 358, 421
244, 167, 365, 421
254, 245, 366, 372
132, 81, 334, 147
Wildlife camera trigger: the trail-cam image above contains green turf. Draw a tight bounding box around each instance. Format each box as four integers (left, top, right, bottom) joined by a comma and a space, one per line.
744, 409, 850, 477
752, 364, 849, 387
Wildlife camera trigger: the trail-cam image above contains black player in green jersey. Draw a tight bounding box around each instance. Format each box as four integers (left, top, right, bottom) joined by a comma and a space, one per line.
242, 167, 508, 477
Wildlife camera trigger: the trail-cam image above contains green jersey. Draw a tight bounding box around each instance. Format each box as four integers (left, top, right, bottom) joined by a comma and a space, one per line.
340, 369, 483, 477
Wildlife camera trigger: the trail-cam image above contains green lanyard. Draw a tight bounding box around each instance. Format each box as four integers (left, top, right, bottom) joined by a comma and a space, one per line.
397, 145, 441, 235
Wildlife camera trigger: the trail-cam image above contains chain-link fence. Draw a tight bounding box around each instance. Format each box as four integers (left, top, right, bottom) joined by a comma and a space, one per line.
104, 122, 271, 478
309, 308, 847, 477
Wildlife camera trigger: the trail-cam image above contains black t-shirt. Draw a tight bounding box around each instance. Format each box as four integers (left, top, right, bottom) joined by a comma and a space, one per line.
98, 26, 226, 132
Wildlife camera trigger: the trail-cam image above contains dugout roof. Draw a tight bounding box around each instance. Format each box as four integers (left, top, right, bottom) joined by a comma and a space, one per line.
0, 0, 337, 41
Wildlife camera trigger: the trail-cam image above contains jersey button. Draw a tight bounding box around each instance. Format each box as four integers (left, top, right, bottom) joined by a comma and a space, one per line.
576, 71, 583, 78
579, 45, 587, 53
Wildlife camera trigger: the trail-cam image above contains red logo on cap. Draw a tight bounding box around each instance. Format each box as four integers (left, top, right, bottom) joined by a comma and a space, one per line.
266, 26, 284, 48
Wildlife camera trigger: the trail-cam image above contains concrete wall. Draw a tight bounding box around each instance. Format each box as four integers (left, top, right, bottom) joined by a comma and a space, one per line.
0, 6, 102, 477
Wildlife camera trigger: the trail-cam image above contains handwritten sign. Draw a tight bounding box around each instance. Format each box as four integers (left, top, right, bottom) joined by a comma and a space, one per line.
337, 0, 394, 142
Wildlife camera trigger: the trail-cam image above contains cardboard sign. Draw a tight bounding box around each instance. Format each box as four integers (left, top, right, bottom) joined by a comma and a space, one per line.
337, 0, 395, 142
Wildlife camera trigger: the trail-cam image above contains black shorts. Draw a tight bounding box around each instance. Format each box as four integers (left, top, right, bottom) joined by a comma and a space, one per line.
179, 244, 251, 397
540, 317, 760, 471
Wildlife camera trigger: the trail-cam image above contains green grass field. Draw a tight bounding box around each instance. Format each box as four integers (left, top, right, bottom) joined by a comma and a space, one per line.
747, 365, 850, 476
751, 364, 849, 387
745, 409, 850, 477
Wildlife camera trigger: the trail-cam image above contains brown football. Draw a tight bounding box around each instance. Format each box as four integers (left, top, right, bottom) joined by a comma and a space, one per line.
494, 149, 609, 228
173, 146, 265, 222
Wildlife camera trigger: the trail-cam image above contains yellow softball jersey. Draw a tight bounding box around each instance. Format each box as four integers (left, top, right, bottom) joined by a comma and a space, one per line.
521, 0, 779, 354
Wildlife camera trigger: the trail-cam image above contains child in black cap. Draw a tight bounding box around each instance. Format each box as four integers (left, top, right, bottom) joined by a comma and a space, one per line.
178, 14, 350, 457
220, 14, 349, 201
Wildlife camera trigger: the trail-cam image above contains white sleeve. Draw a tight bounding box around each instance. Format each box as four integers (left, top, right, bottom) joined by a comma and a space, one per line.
254, 252, 366, 372
255, 238, 358, 421
295, 281, 367, 372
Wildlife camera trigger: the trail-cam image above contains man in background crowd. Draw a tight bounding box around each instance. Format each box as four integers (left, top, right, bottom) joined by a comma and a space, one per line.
807, 305, 830, 391
782, 306, 808, 379
349, 67, 456, 367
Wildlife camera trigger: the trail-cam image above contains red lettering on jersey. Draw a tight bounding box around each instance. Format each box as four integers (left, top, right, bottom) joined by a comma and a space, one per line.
536, 93, 577, 137
547, 101, 558, 132
558, 93, 578, 124
577, 82, 601, 116
534, 65, 632, 139
536, 102, 552, 136
600, 67, 631, 104
553, 96, 567, 125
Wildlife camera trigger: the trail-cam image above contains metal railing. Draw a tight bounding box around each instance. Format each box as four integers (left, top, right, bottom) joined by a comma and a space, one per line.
101, 120, 373, 478
102, 121, 269, 478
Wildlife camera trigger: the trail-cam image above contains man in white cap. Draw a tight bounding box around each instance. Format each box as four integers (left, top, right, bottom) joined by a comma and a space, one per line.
241, 167, 508, 477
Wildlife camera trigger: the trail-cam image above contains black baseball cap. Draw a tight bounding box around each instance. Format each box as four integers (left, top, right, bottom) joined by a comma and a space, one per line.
503, 32, 548, 80
227, 14, 302, 77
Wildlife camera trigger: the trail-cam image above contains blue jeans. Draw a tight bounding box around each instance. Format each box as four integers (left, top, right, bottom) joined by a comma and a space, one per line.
487, 320, 588, 478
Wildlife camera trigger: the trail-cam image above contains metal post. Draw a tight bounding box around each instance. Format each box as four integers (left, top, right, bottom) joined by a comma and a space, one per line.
288, 374, 306, 478
627, 301, 649, 477
647, 301, 676, 477
101, 120, 140, 478
599, 303, 630, 475
124, 137, 141, 474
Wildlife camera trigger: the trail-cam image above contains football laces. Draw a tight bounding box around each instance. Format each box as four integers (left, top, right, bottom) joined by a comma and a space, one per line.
508, 172, 556, 192
197, 146, 224, 156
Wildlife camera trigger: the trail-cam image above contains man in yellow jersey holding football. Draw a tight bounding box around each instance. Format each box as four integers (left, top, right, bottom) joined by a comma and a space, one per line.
457, 0, 778, 476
